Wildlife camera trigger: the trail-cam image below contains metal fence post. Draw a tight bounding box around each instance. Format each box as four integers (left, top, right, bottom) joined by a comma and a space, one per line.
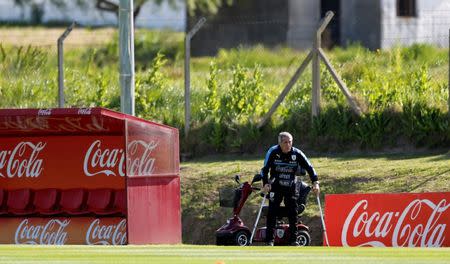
184, 17, 206, 139
57, 21, 76, 108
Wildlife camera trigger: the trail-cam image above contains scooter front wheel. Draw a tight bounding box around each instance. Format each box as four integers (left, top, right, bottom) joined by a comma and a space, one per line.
234, 231, 250, 246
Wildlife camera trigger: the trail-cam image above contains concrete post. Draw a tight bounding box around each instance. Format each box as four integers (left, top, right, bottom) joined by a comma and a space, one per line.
119, 0, 135, 116
184, 17, 206, 138
312, 11, 334, 118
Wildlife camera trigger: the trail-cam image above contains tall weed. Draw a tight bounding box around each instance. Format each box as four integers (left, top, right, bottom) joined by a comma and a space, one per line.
199, 61, 221, 122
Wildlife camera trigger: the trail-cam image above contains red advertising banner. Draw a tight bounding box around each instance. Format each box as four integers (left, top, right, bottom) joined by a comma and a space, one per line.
0, 217, 126, 245
0, 136, 125, 189
0, 134, 179, 190
325, 192, 450, 247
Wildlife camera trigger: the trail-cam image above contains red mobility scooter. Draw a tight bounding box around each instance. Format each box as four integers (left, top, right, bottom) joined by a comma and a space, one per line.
216, 173, 311, 246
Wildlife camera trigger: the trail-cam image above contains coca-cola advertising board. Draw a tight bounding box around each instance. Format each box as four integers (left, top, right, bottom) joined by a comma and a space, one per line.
0, 136, 125, 189
0, 134, 178, 189
325, 192, 450, 247
0, 217, 127, 245
126, 119, 178, 177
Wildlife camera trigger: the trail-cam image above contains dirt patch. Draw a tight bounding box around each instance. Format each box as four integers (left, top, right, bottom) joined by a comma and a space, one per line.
0, 27, 116, 47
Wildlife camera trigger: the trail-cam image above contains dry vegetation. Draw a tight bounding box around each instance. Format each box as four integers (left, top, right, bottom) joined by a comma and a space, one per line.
0, 27, 116, 47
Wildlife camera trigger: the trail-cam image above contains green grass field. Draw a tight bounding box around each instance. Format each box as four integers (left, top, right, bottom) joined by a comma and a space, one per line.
0, 245, 448, 264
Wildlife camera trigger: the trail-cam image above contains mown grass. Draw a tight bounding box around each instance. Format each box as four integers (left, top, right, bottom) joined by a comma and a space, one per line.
0, 245, 448, 264
180, 151, 450, 245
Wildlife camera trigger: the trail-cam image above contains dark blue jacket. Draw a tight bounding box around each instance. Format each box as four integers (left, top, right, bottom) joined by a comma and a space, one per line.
261, 145, 317, 189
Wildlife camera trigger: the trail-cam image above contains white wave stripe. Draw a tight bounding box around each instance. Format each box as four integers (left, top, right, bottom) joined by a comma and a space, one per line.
421, 199, 450, 212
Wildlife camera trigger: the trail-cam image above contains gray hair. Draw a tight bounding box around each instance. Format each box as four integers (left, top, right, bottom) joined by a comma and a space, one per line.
278, 131, 293, 144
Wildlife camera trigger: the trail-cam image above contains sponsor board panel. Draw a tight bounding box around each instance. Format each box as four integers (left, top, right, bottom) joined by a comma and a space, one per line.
0, 217, 127, 245
126, 119, 179, 177
0, 133, 178, 189
325, 192, 450, 247
0, 136, 125, 189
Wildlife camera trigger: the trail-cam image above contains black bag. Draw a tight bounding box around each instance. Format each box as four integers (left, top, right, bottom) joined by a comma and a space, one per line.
219, 187, 242, 208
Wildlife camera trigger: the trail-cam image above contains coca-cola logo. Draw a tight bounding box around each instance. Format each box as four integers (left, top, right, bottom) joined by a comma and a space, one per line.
341, 199, 449, 247
127, 140, 157, 176
0, 141, 46, 178
77, 108, 92, 115
58, 117, 108, 133
37, 109, 52, 116
86, 219, 127, 245
83, 140, 157, 177
0, 116, 108, 133
83, 140, 125, 177
15, 219, 70, 245
0, 116, 49, 131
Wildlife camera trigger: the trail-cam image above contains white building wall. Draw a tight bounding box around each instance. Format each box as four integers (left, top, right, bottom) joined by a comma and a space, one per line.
381, 0, 450, 48
0, 0, 185, 30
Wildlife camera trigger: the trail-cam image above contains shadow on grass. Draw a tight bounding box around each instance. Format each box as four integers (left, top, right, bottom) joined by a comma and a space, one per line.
327, 149, 448, 162
321, 176, 371, 194
428, 151, 450, 161
406, 168, 450, 192
183, 154, 261, 164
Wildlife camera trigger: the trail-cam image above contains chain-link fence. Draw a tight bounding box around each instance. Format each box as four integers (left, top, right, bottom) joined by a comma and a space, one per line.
0, 3, 449, 151
0, 9, 448, 102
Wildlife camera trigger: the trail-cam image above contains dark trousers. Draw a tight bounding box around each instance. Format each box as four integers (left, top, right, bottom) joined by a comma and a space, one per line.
266, 190, 298, 243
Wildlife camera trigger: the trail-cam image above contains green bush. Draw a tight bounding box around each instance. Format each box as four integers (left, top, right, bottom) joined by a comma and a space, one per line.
135, 52, 183, 125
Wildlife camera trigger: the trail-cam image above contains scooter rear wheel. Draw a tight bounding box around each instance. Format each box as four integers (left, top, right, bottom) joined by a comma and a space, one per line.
234, 231, 249, 246
296, 230, 311, 246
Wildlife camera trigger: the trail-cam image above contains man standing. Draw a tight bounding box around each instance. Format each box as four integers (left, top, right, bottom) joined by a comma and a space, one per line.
261, 132, 319, 246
